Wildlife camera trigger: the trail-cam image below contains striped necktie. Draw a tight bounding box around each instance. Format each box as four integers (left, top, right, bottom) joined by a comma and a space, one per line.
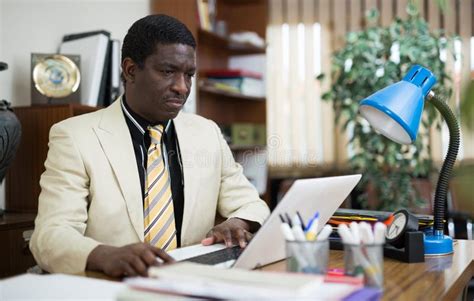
143, 124, 177, 251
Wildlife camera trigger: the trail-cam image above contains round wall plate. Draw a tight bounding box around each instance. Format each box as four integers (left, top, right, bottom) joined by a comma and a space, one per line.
33, 54, 80, 98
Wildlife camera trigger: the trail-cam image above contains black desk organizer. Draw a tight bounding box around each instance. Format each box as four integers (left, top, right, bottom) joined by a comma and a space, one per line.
329, 231, 425, 263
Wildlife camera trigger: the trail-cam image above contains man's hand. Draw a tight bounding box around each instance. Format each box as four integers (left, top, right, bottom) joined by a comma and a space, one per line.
201, 218, 257, 248
86, 243, 175, 278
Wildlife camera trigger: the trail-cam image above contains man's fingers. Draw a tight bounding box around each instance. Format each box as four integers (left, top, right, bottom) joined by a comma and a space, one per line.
201, 236, 215, 245
223, 229, 233, 247
234, 228, 247, 248
129, 255, 148, 277
140, 249, 159, 266
245, 230, 253, 242
121, 261, 137, 278
151, 246, 175, 263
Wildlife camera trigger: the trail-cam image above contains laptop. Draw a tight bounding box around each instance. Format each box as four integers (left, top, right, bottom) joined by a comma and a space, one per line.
168, 174, 362, 269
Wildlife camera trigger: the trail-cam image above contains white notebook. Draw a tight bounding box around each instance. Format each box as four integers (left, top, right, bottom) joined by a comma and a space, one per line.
60, 33, 110, 106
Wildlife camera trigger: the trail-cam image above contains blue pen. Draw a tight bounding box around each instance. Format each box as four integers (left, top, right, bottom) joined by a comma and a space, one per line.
304, 211, 320, 232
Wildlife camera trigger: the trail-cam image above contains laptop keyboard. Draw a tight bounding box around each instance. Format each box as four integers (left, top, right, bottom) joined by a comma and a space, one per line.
184, 245, 243, 265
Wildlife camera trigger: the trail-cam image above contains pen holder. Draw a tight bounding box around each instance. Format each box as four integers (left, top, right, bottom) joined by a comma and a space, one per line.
286, 240, 329, 275
343, 243, 384, 290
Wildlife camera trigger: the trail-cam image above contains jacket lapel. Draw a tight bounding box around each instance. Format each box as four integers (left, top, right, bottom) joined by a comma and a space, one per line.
173, 113, 201, 244
93, 99, 144, 241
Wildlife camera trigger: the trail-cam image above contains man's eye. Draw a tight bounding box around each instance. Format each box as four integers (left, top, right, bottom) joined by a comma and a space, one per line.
187, 73, 195, 78
161, 70, 174, 75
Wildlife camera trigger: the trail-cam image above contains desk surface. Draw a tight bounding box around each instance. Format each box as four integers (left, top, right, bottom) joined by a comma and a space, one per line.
84, 240, 474, 300
262, 240, 474, 301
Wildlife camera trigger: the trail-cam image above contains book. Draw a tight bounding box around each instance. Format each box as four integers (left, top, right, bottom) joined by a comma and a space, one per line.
59, 32, 110, 106
207, 76, 265, 97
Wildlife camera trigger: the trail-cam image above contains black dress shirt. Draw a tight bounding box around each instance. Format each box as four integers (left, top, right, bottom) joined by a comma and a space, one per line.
121, 97, 184, 246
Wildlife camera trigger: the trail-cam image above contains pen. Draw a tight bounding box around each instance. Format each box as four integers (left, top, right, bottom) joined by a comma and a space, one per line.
305, 211, 320, 241
292, 213, 303, 230
296, 211, 305, 230
304, 211, 319, 232
284, 213, 293, 227
279, 214, 286, 224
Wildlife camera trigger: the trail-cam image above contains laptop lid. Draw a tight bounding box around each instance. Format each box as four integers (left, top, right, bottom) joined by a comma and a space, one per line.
232, 174, 361, 269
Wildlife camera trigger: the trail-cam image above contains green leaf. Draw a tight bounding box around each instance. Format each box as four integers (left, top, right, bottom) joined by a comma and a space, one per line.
319, 5, 454, 211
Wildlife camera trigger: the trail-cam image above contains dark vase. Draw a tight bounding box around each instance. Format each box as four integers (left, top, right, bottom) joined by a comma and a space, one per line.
0, 100, 21, 183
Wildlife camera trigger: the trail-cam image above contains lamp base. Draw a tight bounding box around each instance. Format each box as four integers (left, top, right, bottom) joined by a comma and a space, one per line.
424, 231, 453, 256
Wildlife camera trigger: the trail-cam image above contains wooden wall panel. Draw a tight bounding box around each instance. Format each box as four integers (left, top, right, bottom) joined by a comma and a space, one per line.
396, 0, 409, 18
6, 105, 98, 213
428, 0, 441, 30
380, 0, 394, 27
349, 0, 362, 31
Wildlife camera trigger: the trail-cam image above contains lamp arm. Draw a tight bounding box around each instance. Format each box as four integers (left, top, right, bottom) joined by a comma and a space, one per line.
427, 92, 460, 233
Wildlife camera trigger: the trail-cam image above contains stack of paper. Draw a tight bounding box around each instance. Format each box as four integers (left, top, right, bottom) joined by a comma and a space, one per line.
123, 262, 362, 300
0, 274, 125, 300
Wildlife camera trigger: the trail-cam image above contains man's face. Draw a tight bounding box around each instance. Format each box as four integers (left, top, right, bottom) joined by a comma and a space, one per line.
125, 43, 196, 122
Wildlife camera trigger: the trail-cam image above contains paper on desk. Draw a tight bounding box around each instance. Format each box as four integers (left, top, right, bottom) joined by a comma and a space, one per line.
0, 273, 125, 300
126, 262, 326, 299
167, 243, 227, 261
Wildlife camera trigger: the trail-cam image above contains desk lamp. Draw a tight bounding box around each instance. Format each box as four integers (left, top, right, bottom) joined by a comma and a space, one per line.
359, 65, 460, 256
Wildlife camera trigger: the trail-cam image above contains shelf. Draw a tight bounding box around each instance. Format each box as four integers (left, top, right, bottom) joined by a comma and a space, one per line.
198, 29, 265, 55
199, 85, 265, 102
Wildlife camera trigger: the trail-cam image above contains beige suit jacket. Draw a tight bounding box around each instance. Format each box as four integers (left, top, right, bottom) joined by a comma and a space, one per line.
30, 99, 270, 273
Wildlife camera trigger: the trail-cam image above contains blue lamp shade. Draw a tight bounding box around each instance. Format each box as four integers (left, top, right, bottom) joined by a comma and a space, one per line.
359, 65, 437, 144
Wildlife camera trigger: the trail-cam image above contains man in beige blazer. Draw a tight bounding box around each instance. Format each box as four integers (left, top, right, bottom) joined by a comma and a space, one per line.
30, 14, 270, 277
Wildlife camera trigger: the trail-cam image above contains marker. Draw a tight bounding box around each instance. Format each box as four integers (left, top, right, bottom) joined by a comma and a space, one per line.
292, 224, 307, 241
338, 224, 355, 244
350, 222, 361, 244
359, 222, 374, 244
317, 224, 333, 241
292, 213, 302, 230
280, 223, 295, 241
374, 222, 387, 244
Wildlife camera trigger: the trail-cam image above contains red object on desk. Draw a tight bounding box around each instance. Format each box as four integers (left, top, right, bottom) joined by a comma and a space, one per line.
324, 272, 364, 285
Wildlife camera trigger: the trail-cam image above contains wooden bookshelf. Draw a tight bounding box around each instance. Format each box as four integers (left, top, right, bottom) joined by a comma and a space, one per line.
199, 84, 265, 102
151, 0, 267, 126
198, 29, 265, 54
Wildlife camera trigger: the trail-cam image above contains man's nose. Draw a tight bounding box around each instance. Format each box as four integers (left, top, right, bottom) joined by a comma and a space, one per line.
171, 74, 189, 95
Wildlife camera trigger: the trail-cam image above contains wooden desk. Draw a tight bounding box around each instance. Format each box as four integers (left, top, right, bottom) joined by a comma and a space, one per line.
262, 240, 474, 301
83, 240, 474, 300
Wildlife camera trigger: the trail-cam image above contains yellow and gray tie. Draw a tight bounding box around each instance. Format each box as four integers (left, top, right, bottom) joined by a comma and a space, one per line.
143, 125, 177, 251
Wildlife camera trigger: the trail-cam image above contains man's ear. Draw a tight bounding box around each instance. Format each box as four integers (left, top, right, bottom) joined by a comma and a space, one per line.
122, 57, 137, 83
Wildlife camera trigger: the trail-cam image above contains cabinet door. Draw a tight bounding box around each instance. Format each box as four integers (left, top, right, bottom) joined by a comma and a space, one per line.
0, 226, 36, 278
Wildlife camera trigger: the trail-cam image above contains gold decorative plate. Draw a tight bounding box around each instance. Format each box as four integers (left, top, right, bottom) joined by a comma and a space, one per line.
32, 54, 80, 98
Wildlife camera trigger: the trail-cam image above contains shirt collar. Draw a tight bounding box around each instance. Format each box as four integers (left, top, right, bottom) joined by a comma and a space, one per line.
121, 95, 171, 135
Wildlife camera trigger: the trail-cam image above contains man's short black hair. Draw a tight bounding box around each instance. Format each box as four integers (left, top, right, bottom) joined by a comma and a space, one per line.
122, 14, 196, 69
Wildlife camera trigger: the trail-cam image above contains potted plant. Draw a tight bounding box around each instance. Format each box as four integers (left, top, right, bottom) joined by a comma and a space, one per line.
319, 5, 457, 211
